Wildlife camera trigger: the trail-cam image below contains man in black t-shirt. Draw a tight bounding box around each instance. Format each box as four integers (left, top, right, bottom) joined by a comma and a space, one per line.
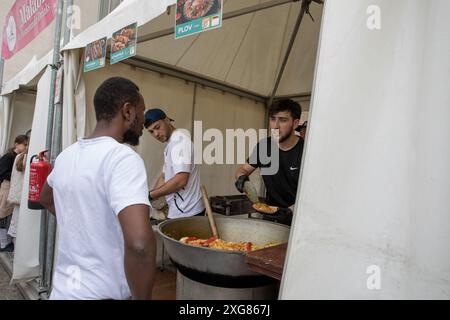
235, 99, 304, 226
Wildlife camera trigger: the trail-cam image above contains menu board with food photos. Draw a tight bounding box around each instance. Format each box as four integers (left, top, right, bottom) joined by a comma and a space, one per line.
110, 23, 138, 65
175, 0, 223, 39
84, 37, 107, 72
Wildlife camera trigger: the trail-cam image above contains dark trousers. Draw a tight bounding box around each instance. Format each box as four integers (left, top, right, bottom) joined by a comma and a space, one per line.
0, 215, 11, 229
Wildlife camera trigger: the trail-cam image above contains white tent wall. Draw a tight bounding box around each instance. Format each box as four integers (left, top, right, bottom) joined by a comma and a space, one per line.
12, 66, 53, 282
6, 92, 35, 147
82, 61, 265, 197
0, 95, 13, 155
62, 50, 87, 149
281, 0, 450, 299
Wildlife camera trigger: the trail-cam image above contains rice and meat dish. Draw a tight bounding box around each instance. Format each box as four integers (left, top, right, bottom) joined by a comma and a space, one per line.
180, 236, 280, 252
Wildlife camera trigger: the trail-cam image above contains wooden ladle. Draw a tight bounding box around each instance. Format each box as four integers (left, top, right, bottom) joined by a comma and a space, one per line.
200, 186, 219, 239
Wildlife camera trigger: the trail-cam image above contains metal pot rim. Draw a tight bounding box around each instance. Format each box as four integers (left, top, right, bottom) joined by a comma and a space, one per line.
157, 216, 288, 255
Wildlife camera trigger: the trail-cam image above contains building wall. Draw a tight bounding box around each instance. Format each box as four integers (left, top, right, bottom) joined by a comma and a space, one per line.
0, 0, 101, 85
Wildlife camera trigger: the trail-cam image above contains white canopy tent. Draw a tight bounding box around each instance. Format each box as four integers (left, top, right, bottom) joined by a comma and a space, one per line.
0, 50, 53, 155
8, 0, 449, 300
61, 0, 321, 194
5, 0, 321, 286
0, 50, 55, 282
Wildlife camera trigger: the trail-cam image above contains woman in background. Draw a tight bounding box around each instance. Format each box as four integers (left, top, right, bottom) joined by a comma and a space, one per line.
7, 145, 29, 247
0, 135, 29, 252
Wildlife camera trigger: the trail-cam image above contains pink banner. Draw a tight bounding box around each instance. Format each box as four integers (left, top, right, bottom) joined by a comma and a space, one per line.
2, 0, 57, 60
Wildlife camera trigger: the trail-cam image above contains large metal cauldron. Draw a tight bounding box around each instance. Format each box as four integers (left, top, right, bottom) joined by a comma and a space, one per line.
158, 217, 290, 288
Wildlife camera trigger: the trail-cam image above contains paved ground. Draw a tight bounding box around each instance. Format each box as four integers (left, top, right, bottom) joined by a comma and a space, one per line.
0, 255, 23, 300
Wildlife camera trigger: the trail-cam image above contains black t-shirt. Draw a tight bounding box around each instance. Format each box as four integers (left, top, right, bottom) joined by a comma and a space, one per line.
0, 151, 17, 184
248, 137, 304, 208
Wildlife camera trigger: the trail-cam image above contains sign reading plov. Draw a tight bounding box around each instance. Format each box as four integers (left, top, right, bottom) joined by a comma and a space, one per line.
110, 23, 138, 65
1, 0, 58, 59
175, 0, 223, 39
84, 37, 107, 73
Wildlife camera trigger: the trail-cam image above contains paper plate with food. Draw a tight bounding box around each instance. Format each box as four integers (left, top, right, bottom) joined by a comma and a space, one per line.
252, 202, 279, 215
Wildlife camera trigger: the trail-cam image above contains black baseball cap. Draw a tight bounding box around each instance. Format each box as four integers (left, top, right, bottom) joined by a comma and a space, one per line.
144, 109, 174, 128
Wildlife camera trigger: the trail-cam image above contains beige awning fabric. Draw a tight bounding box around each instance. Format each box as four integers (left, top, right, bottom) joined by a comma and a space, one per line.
63, 0, 323, 98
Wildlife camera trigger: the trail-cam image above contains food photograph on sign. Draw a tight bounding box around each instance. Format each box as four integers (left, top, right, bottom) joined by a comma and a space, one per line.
111, 24, 137, 53
110, 22, 137, 64
83, 37, 107, 72
85, 38, 106, 63
175, 0, 223, 38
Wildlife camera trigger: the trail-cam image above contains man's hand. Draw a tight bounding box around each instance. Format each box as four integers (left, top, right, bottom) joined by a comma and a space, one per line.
272, 207, 293, 226
235, 175, 249, 193
118, 204, 156, 300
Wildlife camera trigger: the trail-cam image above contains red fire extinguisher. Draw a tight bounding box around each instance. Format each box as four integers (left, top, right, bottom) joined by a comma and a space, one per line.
28, 150, 52, 210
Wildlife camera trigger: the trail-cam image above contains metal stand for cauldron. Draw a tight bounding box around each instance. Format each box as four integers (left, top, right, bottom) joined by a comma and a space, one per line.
158, 217, 290, 300
176, 271, 279, 300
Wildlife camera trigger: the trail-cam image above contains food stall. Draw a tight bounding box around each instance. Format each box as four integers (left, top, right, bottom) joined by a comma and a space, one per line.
56, 0, 321, 299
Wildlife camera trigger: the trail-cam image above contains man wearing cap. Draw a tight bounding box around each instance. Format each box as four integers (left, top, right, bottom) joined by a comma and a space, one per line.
144, 109, 205, 219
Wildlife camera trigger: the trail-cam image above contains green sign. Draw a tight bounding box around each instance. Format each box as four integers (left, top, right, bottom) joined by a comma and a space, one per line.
175, 0, 223, 39
84, 37, 107, 73
110, 23, 138, 65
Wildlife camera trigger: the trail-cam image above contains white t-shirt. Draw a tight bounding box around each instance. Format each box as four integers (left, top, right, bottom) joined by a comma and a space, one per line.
47, 136, 150, 300
164, 130, 204, 219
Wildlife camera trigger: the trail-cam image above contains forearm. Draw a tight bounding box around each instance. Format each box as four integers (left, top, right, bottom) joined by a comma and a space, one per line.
235, 168, 246, 180
45, 203, 56, 215
235, 164, 256, 180
150, 174, 188, 199
153, 174, 165, 190
39, 183, 56, 215
124, 240, 156, 300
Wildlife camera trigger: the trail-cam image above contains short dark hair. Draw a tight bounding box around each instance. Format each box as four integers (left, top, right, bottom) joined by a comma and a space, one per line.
269, 99, 302, 120
93, 77, 141, 122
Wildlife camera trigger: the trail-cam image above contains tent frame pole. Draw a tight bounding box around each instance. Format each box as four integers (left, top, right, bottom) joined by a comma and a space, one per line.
0, 58, 4, 94
274, 92, 311, 102
268, 0, 312, 107
122, 55, 267, 104
40, 0, 74, 299
137, 0, 297, 44
121, 56, 312, 106
39, 0, 65, 297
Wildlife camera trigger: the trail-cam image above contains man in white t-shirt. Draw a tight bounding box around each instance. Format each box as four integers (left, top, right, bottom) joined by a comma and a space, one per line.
144, 109, 204, 219
39, 77, 156, 300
